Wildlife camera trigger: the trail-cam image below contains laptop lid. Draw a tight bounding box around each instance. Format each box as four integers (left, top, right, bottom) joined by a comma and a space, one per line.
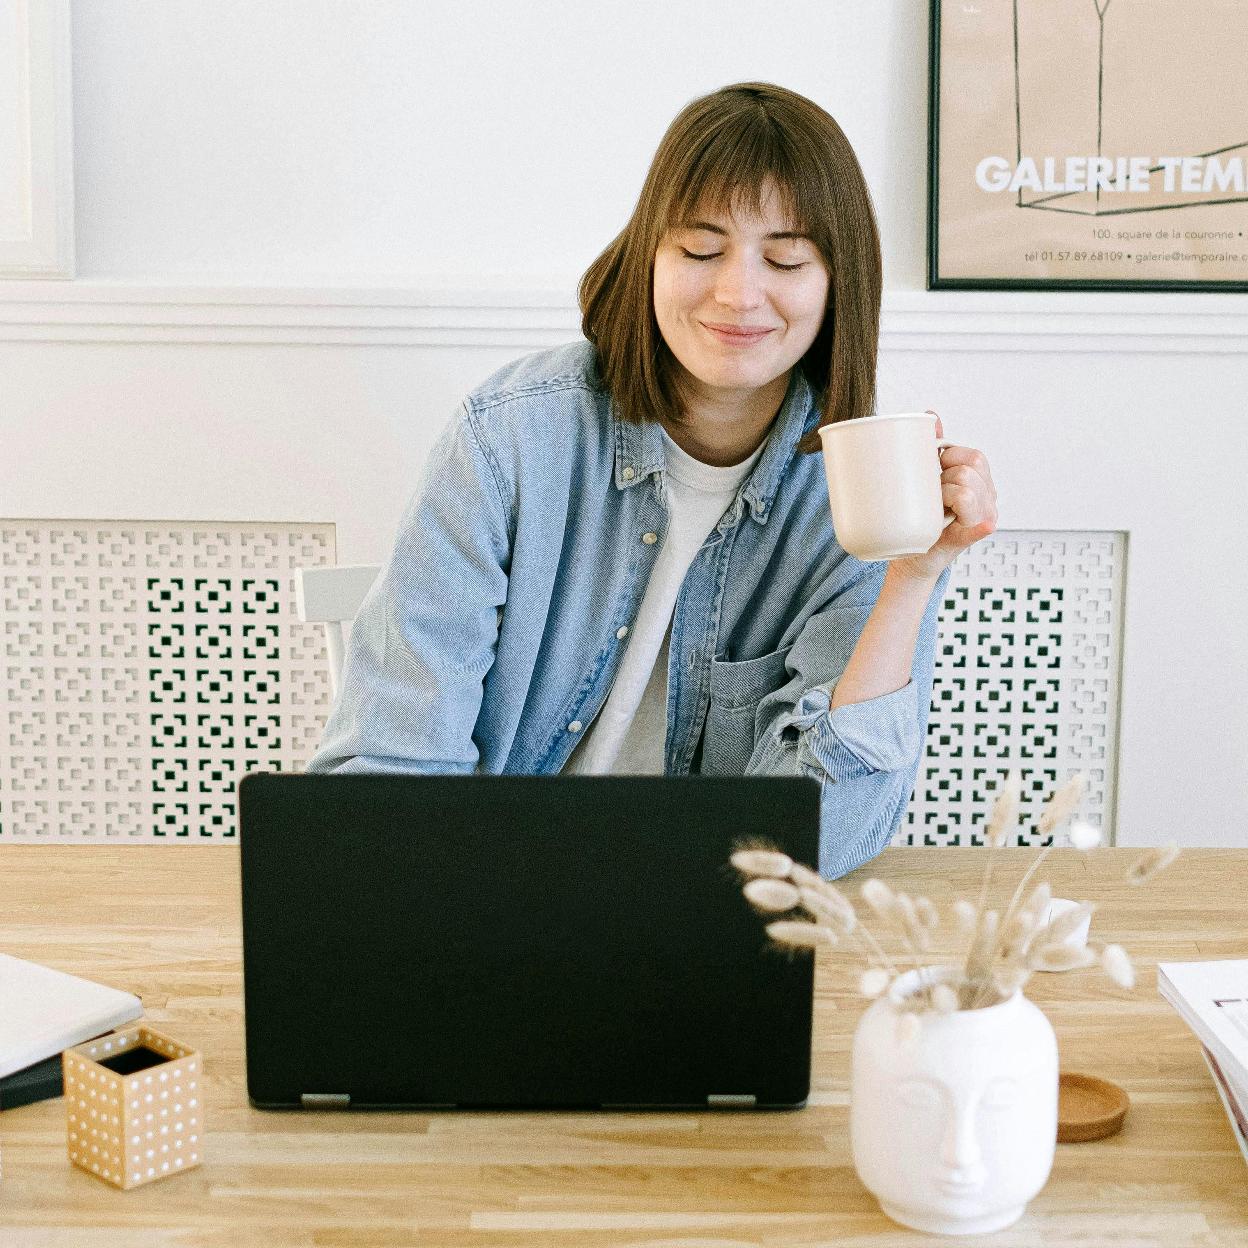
239, 773, 819, 1110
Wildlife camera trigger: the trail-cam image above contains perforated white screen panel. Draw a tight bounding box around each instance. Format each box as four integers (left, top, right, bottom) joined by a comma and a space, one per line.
898, 531, 1125, 847
3, 523, 1122, 846
2, 521, 335, 841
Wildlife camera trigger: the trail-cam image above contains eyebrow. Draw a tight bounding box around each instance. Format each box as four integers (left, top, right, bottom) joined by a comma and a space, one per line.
678, 220, 810, 241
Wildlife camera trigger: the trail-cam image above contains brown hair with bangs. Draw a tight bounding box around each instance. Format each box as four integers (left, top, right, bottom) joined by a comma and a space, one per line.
579, 81, 882, 455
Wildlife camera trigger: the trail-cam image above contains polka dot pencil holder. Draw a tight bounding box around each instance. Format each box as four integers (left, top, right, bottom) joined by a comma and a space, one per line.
63, 1025, 203, 1189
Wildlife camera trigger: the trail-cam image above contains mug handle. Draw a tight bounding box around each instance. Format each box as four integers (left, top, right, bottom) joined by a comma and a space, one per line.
936, 438, 956, 530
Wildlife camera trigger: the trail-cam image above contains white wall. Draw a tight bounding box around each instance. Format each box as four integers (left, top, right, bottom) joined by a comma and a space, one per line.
3, 1, 1247, 848
68, 0, 927, 289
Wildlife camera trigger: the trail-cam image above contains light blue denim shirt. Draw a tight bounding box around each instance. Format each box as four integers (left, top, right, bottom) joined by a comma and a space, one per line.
307, 340, 949, 878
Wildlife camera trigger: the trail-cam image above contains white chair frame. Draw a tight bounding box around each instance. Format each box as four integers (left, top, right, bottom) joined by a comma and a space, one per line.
294, 564, 382, 698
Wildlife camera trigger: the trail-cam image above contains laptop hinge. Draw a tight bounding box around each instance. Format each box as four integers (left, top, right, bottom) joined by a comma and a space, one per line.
301, 1092, 351, 1109
707, 1093, 756, 1107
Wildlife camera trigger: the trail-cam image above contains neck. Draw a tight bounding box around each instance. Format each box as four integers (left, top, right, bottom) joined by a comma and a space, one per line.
661, 368, 792, 467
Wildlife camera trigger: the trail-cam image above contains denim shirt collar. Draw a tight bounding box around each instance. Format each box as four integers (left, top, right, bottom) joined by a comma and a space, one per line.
612, 366, 818, 524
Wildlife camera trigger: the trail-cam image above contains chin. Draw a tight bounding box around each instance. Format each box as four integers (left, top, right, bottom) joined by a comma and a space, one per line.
685, 355, 785, 393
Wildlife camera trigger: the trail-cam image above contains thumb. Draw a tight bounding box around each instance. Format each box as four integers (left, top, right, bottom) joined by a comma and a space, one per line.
925, 409, 943, 439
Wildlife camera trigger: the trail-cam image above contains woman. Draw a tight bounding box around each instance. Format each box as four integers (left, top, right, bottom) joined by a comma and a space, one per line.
308, 82, 998, 877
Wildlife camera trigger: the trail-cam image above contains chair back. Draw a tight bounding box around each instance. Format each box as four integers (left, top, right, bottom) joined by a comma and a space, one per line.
294, 564, 382, 698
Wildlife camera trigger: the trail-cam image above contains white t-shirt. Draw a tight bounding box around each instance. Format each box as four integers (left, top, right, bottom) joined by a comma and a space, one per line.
564, 427, 765, 775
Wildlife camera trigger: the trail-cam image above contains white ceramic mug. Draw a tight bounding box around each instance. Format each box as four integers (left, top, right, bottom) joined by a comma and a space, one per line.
818, 411, 954, 561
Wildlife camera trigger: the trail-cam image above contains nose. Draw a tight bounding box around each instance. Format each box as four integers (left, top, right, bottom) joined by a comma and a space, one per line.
939, 1106, 987, 1189
712, 254, 765, 311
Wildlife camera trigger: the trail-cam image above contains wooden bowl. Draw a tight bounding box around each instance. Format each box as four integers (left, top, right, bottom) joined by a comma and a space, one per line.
1057, 1071, 1130, 1142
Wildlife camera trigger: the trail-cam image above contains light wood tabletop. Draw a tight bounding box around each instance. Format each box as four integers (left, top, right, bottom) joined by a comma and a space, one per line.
1, 843, 1245, 1246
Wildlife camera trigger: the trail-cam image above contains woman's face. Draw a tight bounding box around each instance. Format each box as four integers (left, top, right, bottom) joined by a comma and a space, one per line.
653, 178, 830, 410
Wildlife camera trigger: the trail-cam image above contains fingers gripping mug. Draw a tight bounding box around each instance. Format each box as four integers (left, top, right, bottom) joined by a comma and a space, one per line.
817, 411, 955, 561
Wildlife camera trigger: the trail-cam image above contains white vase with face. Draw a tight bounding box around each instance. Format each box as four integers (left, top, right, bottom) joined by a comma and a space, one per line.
850, 967, 1059, 1235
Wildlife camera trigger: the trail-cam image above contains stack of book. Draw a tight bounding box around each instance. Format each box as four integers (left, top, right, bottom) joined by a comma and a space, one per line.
0, 953, 143, 1111
1158, 958, 1248, 1165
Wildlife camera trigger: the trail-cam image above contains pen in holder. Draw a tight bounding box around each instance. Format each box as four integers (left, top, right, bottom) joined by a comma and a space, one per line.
63, 1024, 203, 1189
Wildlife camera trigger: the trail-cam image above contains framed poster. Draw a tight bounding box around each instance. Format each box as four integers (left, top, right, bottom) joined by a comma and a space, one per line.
928, 0, 1248, 291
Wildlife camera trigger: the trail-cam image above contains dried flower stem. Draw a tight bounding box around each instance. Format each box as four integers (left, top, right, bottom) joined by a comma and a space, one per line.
731, 766, 1165, 1018
977, 774, 1088, 1000
1127, 842, 1180, 886
862, 881, 930, 993
847, 918, 900, 976
967, 772, 1021, 961
794, 871, 899, 975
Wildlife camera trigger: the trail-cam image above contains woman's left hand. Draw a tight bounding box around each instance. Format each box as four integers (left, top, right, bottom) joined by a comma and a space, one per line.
890, 411, 998, 583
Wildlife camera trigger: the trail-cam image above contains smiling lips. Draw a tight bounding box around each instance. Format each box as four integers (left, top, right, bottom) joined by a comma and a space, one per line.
701, 321, 775, 346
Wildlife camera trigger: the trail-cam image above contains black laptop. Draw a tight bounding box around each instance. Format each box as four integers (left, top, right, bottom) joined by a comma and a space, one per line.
238, 773, 819, 1111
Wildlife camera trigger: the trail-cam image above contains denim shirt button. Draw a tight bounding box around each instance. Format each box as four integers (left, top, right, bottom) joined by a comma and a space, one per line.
567, 720, 583, 733
641, 532, 658, 545
622, 466, 635, 481
615, 626, 629, 639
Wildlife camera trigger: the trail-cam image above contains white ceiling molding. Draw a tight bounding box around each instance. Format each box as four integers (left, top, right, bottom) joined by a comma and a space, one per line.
0, 0, 74, 278
0, 283, 1244, 350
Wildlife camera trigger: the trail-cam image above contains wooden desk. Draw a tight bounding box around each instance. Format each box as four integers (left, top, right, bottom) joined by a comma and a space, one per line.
1, 845, 1245, 1245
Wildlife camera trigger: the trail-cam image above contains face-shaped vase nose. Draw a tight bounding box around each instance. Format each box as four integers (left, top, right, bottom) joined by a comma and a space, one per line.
939, 1104, 988, 1191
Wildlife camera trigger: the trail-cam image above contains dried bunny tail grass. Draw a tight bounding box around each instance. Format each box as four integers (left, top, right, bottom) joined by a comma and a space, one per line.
793, 871, 858, 920
860, 883, 928, 975
1039, 901, 1096, 947
957, 977, 992, 1010
894, 892, 932, 954
730, 847, 794, 879
990, 877, 1053, 976
984, 769, 1022, 848
998, 908, 1038, 962
952, 898, 978, 935
1035, 773, 1088, 840
788, 862, 825, 889
743, 878, 801, 912
995, 834, 1065, 967
860, 878, 895, 923
1028, 942, 1097, 972
766, 920, 835, 950
1127, 842, 1180, 886
992, 964, 1031, 997
968, 771, 1022, 949
931, 983, 960, 1014
860, 967, 892, 998
1021, 880, 1053, 925
915, 897, 941, 930
798, 886, 856, 933
1099, 942, 1135, 989
1068, 819, 1103, 850
894, 892, 918, 928
964, 908, 1000, 988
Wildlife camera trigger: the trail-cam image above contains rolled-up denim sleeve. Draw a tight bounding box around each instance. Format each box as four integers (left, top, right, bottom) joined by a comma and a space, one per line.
305, 401, 510, 775
744, 561, 950, 879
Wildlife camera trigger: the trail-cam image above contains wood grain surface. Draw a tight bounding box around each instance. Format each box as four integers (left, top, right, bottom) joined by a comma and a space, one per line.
0, 844, 1245, 1246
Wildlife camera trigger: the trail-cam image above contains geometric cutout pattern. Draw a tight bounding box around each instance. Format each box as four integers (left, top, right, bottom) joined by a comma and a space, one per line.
897, 531, 1125, 848
3, 522, 1122, 847
1, 521, 334, 840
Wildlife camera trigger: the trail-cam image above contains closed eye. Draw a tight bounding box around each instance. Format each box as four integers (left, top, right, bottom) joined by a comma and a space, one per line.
679, 247, 807, 272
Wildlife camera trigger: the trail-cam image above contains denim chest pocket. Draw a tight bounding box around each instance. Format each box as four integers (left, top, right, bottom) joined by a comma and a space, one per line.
701, 645, 793, 775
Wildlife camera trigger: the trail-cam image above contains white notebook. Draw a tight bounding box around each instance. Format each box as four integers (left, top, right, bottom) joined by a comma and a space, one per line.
0, 953, 143, 1078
